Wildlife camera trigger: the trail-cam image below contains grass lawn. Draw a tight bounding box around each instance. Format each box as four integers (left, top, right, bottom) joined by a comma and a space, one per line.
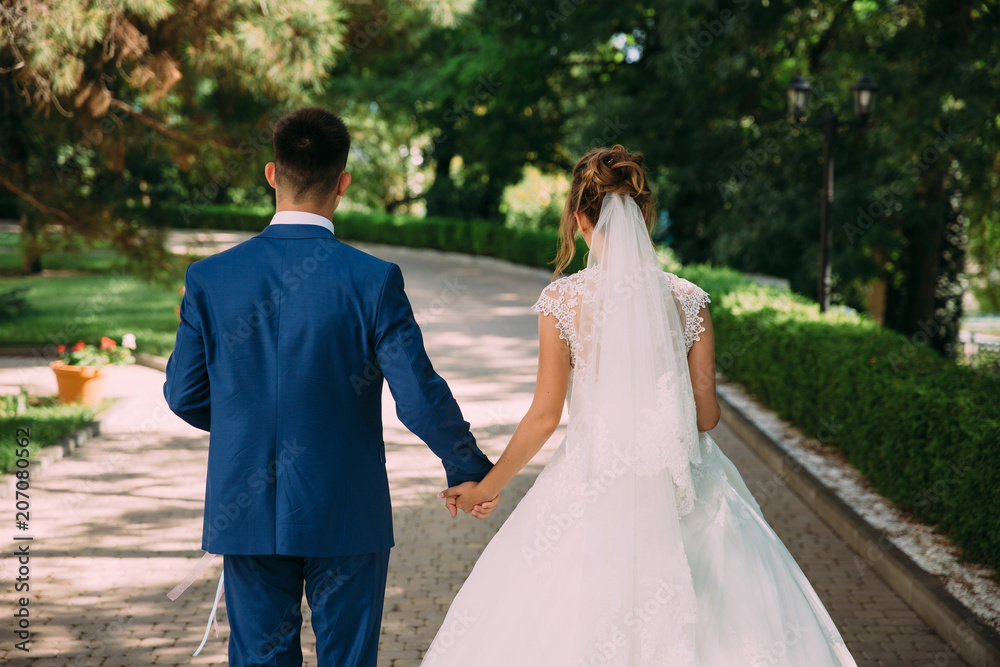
0, 252, 120, 273
0, 266, 187, 357
0, 393, 107, 475
0, 231, 120, 273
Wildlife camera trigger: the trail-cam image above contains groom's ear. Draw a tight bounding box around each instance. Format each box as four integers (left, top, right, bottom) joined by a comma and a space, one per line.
265, 162, 277, 190
337, 171, 351, 197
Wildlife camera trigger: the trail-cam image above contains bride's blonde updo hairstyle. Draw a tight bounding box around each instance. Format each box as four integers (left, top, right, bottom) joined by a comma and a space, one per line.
553, 144, 655, 277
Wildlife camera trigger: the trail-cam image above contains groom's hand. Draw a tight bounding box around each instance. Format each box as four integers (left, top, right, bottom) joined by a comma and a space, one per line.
445, 492, 460, 519
440, 481, 477, 518
441, 488, 500, 519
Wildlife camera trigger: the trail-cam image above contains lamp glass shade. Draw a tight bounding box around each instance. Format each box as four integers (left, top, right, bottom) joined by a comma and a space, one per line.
851, 74, 878, 117
786, 74, 812, 120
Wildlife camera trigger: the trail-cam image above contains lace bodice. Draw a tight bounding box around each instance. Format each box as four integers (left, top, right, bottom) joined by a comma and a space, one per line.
531, 267, 711, 369
422, 260, 856, 667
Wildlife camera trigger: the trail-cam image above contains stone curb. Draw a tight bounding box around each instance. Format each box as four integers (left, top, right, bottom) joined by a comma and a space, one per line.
0, 346, 162, 502
0, 421, 101, 499
0, 348, 106, 500
130, 347, 1000, 667
135, 351, 168, 372
0, 344, 52, 358
2, 260, 998, 664
717, 382, 1000, 667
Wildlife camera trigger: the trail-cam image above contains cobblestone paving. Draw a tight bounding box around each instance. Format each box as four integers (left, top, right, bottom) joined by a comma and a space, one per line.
0, 243, 967, 666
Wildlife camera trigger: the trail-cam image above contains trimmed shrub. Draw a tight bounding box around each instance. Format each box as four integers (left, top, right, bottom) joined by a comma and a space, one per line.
677, 264, 1000, 570
146, 204, 588, 274
0, 286, 30, 320
149, 203, 999, 568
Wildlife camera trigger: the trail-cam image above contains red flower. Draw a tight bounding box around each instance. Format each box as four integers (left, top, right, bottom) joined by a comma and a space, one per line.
57, 345, 66, 354
72, 340, 86, 352
100, 336, 116, 349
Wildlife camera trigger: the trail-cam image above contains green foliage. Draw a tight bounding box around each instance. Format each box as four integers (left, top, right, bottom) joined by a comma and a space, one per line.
143, 205, 590, 275
546, 0, 999, 356
0, 251, 121, 274
1, 0, 347, 270
56, 336, 135, 367
330, 0, 997, 341
0, 388, 29, 416
0, 198, 19, 219
327, 0, 606, 220
0, 269, 187, 357
969, 348, 1000, 378
332, 101, 428, 214
676, 264, 1000, 570
0, 286, 29, 320
501, 165, 569, 230
326, 211, 590, 274
0, 396, 104, 475
141, 204, 276, 232
0, 210, 587, 363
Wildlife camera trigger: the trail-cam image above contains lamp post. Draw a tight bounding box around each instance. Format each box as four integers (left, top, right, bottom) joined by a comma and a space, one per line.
786, 73, 877, 313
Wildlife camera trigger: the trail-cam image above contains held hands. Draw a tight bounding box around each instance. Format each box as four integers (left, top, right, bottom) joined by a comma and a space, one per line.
439, 481, 501, 520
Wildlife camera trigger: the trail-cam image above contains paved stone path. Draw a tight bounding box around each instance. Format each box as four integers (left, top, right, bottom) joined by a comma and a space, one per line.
0, 243, 968, 666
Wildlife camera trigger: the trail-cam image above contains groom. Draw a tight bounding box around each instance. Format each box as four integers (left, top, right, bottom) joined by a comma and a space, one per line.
163, 106, 495, 666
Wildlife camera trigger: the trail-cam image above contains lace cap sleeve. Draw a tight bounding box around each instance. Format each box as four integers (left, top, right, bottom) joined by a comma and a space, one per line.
531, 285, 562, 319
531, 279, 582, 366
665, 274, 711, 352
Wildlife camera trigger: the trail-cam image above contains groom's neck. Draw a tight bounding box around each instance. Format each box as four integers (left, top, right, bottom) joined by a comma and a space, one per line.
275, 204, 333, 221
274, 197, 338, 222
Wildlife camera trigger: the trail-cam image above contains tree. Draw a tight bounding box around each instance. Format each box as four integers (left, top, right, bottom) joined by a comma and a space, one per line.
321, 0, 450, 214
327, 0, 624, 221
0, 0, 346, 275
553, 0, 999, 355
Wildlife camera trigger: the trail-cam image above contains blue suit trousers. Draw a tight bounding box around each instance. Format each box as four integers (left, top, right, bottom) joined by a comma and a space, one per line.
223, 551, 391, 667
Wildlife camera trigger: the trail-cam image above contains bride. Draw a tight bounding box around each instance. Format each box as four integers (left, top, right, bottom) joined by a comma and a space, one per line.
430, 145, 858, 666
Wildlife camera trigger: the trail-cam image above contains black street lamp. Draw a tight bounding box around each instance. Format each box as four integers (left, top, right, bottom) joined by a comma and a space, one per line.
786, 73, 878, 313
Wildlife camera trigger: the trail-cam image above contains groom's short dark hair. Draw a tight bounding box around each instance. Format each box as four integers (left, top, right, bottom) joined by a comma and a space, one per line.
272, 107, 350, 203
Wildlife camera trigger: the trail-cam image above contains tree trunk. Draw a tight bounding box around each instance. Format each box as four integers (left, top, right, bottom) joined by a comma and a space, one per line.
19, 211, 43, 275
931, 188, 966, 358
899, 215, 943, 336
884, 175, 964, 357
424, 135, 457, 218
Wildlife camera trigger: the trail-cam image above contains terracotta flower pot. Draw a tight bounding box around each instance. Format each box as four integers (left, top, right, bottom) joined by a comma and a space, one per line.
50, 360, 110, 406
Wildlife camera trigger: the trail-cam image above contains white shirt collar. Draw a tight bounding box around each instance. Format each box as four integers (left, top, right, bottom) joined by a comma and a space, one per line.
269, 210, 335, 235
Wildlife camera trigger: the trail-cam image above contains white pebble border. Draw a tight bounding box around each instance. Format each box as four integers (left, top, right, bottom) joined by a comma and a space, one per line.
718, 379, 1000, 633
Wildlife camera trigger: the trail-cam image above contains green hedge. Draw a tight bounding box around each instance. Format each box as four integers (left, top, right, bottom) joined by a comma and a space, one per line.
152, 202, 1000, 569
145, 204, 590, 274
676, 264, 1000, 571
0, 397, 104, 475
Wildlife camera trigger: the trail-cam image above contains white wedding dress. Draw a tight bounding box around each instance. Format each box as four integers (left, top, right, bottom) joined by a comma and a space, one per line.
421, 194, 857, 667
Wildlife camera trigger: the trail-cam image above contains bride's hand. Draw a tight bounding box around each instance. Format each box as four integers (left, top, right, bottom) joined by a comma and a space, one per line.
440, 482, 501, 519
471, 492, 501, 520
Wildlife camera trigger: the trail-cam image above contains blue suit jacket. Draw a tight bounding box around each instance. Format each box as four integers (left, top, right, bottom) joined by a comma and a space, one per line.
163, 222, 493, 556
